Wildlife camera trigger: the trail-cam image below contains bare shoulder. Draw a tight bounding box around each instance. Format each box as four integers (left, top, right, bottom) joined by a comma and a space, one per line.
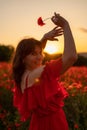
21, 65, 46, 93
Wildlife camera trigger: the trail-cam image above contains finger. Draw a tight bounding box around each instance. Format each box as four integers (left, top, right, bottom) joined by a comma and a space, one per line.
55, 28, 64, 32
51, 16, 55, 22
53, 38, 58, 41
52, 26, 59, 31
57, 33, 63, 36
53, 31, 63, 36
54, 12, 60, 17
53, 29, 64, 35
50, 38, 58, 41
57, 29, 64, 33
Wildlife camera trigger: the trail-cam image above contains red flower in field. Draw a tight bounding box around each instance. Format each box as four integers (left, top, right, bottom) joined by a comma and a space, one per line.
74, 123, 79, 129
0, 113, 5, 119
0, 105, 2, 109
15, 123, 20, 127
71, 93, 75, 96
83, 86, 87, 92
7, 128, 11, 130
11, 87, 16, 93
68, 85, 73, 90
37, 17, 45, 26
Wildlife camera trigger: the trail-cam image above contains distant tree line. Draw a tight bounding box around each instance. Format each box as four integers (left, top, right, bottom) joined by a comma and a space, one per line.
73, 55, 87, 66
0, 44, 87, 66
0, 44, 14, 62
43, 53, 87, 66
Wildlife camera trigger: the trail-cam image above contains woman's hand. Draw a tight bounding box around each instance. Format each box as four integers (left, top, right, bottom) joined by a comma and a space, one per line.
43, 26, 63, 41
51, 12, 68, 28
41, 26, 63, 48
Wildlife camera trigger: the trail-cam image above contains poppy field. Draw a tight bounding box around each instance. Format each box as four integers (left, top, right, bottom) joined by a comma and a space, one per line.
60, 66, 87, 129
0, 62, 87, 130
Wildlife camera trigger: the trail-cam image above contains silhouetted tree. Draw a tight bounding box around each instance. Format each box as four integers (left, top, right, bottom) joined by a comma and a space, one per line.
43, 53, 87, 66
0, 44, 14, 62
74, 55, 87, 66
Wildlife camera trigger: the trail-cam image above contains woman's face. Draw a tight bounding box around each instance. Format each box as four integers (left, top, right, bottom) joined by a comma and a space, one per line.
23, 46, 43, 70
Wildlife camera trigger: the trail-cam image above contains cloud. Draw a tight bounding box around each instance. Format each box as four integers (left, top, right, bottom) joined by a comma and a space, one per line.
79, 27, 87, 33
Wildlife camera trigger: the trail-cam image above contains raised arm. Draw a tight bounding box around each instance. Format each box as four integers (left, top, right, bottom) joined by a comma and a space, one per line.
40, 26, 63, 48
51, 13, 78, 74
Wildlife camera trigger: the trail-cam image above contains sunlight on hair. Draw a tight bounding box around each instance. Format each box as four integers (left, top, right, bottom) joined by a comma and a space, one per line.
44, 41, 60, 54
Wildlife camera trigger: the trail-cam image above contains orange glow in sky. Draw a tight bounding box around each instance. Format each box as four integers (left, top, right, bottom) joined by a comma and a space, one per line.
0, 0, 87, 54
44, 41, 61, 54
44, 44, 59, 54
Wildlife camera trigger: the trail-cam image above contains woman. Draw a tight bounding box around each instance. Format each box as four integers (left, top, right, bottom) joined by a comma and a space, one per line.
12, 13, 78, 130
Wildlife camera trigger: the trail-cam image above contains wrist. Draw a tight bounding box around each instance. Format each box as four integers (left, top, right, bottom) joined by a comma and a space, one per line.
41, 34, 47, 42
63, 21, 69, 29
40, 34, 48, 49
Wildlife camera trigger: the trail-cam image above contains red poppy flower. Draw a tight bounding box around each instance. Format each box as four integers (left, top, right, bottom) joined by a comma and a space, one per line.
37, 17, 51, 26
74, 124, 79, 129
37, 17, 45, 26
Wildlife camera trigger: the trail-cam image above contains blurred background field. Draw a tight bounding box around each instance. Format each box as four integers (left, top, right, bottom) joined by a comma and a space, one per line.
0, 0, 87, 129
0, 45, 87, 129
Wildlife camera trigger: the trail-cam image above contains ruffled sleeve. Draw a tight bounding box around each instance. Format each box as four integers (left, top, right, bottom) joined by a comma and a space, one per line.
30, 58, 68, 109
37, 57, 68, 109
13, 58, 68, 120
13, 86, 37, 121
46, 58, 62, 79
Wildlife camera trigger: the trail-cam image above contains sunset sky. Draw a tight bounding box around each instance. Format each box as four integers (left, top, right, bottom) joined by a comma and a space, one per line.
0, 0, 87, 54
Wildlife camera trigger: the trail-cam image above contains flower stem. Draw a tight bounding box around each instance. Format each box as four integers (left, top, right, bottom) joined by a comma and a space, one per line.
43, 17, 51, 21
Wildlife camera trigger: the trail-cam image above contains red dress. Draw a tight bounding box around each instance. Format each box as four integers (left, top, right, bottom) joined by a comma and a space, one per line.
13, 58, 69, 130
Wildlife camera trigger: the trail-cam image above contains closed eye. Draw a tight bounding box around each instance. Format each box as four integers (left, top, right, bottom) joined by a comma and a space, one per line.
31, 52, 37, 56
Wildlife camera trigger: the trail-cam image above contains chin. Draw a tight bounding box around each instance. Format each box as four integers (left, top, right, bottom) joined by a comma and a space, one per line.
36, 64, 42, 68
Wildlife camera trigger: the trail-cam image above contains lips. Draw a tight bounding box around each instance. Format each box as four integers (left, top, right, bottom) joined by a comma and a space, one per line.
36, 63, 42, 66
35, 61, 42, 66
